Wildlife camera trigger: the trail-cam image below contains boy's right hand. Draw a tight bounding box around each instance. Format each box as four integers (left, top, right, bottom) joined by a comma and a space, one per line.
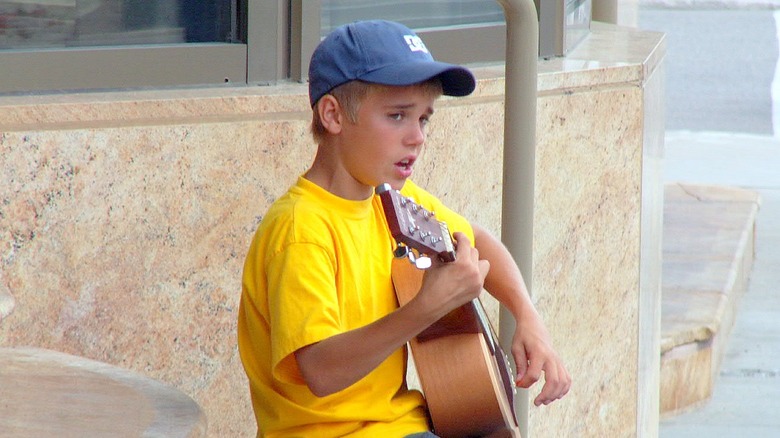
416, 232, 490, 319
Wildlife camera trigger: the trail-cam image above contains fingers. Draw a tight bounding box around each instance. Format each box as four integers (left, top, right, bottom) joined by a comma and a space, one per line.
421, 232, 487, 310
533, 363, 559, 406
452, 232, 472, 255
513, 348, 529, 386
533, 361, 571, 406
452, 232, 489, 271
515, 355, 540, 389
516, 356, 571, 407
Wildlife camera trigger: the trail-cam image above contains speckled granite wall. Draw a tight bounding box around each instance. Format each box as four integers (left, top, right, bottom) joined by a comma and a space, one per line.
0, 85, 504, 437
0, 23, 664, 438
527, 23, 665, 437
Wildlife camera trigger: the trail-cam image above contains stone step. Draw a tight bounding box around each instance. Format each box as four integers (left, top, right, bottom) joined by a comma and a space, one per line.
660, 183, 761, 416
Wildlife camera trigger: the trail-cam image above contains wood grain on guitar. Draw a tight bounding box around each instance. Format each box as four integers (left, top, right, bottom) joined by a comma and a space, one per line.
377, 184, 521, 438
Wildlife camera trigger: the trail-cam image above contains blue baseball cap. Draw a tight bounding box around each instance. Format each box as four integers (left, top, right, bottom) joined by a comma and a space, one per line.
308, 20, 476, 107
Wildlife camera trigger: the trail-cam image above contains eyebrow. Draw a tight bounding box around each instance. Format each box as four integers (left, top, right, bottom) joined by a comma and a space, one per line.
386, 102, 435, 116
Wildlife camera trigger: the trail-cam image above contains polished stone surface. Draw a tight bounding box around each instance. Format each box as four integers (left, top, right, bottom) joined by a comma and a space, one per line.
0, 84, 501, 438
527, 23, 665, 437
637, 37, 666, 438
0, 347, 207, 437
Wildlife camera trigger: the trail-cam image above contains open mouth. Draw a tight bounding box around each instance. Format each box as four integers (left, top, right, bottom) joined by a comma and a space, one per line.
394, 157, 416, 178
396, 158, 413, 170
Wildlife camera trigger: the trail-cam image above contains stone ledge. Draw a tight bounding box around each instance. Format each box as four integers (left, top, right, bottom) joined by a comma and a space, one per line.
0, 347, 208, 437
660, 183, 760, 416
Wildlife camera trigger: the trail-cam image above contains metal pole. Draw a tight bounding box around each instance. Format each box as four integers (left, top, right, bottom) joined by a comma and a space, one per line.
495, 0, 538, 436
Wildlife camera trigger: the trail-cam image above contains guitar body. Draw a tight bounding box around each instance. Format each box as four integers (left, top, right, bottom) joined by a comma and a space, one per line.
392, 251, 521, 438
378, 183, 522, 438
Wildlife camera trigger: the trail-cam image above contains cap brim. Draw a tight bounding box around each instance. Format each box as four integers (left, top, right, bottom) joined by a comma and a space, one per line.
359, 61, 476, 97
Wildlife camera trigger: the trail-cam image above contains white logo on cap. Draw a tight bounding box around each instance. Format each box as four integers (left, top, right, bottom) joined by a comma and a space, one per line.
404, 35, 429, 54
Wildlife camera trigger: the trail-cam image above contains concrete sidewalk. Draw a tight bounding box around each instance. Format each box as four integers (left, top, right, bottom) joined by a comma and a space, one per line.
660, 130, 780, 437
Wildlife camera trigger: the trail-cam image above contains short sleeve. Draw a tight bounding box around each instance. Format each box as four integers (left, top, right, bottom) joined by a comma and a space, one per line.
266, 241, 343, 384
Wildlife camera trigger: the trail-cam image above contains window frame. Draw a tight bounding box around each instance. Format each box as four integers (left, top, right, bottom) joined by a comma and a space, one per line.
0, 0, 508, 95
0, 0, 288, 94
0, 44, 247, 94
291, 1, 507, 82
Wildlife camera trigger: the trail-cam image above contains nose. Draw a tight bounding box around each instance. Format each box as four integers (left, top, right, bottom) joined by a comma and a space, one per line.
404, 121, 426, 147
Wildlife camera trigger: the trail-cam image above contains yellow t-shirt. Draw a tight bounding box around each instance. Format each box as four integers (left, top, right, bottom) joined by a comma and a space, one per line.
238, 176, 473, 438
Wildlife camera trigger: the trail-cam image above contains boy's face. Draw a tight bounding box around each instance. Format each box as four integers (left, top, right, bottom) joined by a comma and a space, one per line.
336, 84, 436, 195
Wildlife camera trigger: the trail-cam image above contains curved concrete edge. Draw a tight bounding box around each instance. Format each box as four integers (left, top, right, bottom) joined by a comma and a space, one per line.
0, 347, 208, 437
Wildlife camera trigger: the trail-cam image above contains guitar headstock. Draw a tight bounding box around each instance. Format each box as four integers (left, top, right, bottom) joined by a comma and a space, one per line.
376, 183, 456, 265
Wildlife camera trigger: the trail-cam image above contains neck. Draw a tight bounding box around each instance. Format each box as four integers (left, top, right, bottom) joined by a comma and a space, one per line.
305, 146, 373, 201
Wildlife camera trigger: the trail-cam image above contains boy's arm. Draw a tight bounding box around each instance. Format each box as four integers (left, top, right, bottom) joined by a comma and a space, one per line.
295, 233, 489, 397
472, 224, 572, 406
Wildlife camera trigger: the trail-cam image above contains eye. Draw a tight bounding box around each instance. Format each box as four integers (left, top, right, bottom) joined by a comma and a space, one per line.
389, 112, 404, 121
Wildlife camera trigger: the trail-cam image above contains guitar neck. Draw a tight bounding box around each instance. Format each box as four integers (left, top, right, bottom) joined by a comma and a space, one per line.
376, 183, 456, 263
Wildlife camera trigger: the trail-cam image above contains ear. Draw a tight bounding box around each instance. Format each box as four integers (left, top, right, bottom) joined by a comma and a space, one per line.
317, 94, 344, 135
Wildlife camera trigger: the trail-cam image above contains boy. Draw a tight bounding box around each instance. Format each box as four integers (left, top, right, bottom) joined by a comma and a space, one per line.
238, 20, 570, 437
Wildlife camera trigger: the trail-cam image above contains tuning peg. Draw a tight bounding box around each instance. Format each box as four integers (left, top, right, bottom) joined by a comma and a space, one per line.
413, 254, 432, 270
393, 244, 409, 259
405, 251, 431, 270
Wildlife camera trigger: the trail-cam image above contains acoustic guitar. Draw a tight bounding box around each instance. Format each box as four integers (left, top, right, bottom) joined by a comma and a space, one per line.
376, 183, 522, 438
